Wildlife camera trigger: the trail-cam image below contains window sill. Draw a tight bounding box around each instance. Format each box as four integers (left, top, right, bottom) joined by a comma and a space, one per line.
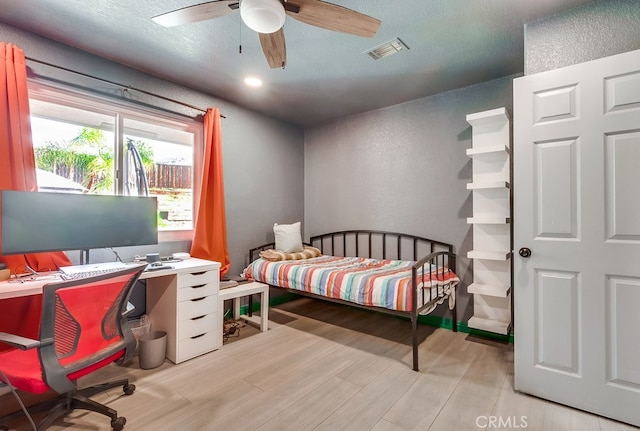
159, 229, 193, 243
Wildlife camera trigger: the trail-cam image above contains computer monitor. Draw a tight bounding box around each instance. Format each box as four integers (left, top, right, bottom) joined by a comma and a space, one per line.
0, 190, 158, 255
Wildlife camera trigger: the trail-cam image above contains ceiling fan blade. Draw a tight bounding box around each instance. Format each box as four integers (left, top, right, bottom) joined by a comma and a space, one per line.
259, 28, 287, 69
284, 0, 380, 38
152, 1, 239, 27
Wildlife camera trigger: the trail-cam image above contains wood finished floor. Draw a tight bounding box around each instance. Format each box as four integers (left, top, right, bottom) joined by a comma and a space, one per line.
2, 297, 638, 431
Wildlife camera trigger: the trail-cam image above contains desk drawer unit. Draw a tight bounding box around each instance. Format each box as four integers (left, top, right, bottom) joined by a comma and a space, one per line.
177, 312, 218, 339
178, 271, 215, 288
178, 282, 217, 301
175, 293, 218, 363
146, 267, 220, 364
177, 330, 219, 364
178, 294, 217, 320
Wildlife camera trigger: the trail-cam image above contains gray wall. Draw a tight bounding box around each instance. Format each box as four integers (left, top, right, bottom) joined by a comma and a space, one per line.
304, 76, 515, 322
0, 23, 304, 278
525, 0, 640, 75
301, 0, 640, 326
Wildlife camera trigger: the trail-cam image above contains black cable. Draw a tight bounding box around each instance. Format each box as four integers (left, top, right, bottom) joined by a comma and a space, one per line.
108, 248, 123, 262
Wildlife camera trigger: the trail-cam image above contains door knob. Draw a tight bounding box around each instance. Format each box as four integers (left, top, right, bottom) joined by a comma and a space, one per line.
519, 247, 532, 258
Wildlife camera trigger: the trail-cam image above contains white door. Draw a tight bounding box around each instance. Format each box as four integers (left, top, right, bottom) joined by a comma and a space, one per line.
514, 48, 640, 427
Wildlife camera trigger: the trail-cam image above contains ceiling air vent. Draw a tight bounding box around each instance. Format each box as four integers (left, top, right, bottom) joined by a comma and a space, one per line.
365, 38, 409, 60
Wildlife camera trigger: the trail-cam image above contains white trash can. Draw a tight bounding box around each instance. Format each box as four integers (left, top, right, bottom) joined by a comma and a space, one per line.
138, 330, 167, 369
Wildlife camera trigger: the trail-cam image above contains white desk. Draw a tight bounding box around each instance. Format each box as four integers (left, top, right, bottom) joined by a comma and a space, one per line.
0, 258, 221, 364
0, 258, 215, 298
0, 273, 57, 300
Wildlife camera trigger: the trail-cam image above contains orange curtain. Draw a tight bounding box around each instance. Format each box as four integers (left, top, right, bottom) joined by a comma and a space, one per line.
0, 43, 69, 350
0, 42, 72, 272
0, 43, 37, 191
190, 108, 231, 277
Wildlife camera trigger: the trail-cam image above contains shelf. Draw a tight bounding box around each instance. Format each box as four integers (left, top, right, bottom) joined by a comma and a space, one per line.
466, 145, 510, 156
467, 216, 510, 224
466, 107, 510, 127
467, 108, 510, 127
468, 282, 511, 298
467, 181, 510, 190
468, 316, 511, 335
467, 106, 512, 337
467, 250, 512, 261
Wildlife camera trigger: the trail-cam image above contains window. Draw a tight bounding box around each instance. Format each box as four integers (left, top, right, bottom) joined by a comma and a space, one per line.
28, 82, 203, 241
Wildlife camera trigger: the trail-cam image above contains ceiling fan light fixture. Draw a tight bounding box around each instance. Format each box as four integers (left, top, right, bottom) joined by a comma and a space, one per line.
240, 0, 286, 34
244, 76, 263, 87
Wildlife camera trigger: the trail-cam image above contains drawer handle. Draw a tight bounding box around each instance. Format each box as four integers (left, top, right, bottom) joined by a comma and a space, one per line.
190, 284, 207, 289
191, 315, 206, 321
191, 297, 206, 302
191, 333, 205, 340
191, 271, 208, 276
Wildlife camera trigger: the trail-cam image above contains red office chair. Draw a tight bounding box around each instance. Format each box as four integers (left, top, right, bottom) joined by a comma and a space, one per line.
0, 265, 145, 431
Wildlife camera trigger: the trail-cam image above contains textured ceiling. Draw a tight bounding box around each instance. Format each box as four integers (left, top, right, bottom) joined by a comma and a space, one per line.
0, 0, 595, 127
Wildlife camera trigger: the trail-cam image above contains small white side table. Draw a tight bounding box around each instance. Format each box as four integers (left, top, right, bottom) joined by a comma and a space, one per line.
218, 281, 269, 345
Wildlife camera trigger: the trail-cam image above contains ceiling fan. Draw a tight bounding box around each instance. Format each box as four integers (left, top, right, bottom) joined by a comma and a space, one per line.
152, 0, 381, 69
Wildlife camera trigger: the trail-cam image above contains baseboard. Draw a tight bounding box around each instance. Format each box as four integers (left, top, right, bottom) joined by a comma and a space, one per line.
224, 292, 296, 320
463, 324, 514, 343
268, 292, 300, 308
235, 292, 514, 344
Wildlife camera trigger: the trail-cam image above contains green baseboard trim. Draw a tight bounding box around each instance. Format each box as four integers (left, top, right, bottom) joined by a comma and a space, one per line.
417, 313, 454, 330
465, 326, 514, 343
235, 293, 514, 344
268, 292, 300, 308
233, 292, 298, 317
426, 318, 513, 343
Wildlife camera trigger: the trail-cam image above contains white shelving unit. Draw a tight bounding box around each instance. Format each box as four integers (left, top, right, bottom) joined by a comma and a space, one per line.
466, 107, 512, 335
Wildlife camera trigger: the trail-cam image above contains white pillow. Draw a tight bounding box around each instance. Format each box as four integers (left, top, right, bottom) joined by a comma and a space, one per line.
274, 222, 303, 253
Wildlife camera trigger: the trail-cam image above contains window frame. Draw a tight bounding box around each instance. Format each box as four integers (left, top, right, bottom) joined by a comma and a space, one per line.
27, 80, 204, 243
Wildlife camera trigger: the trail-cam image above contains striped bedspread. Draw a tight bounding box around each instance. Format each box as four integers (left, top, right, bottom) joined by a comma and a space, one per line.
243, 255, 459, 312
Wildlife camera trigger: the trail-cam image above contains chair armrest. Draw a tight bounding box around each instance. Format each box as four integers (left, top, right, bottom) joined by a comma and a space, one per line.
0, 332, 43, 350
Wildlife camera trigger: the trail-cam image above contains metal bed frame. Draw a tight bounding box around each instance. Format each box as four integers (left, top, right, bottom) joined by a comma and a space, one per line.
249, 230, 457, 371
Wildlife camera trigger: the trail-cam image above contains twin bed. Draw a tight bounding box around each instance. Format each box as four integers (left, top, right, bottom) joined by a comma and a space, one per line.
244, 230, 459, 371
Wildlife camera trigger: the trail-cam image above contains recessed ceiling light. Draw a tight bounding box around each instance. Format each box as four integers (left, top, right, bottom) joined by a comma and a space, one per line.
244, 76, 263, 87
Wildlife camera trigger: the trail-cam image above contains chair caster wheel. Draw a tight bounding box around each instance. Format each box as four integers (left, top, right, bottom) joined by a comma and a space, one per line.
111, 416, 126, 430
123, 383, 136, 395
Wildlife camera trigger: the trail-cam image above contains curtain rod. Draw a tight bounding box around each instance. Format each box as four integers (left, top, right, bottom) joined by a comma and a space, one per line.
25, 57, 225, 118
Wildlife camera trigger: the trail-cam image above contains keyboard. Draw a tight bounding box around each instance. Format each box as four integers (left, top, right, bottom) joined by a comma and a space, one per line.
59, 261, 128, 280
